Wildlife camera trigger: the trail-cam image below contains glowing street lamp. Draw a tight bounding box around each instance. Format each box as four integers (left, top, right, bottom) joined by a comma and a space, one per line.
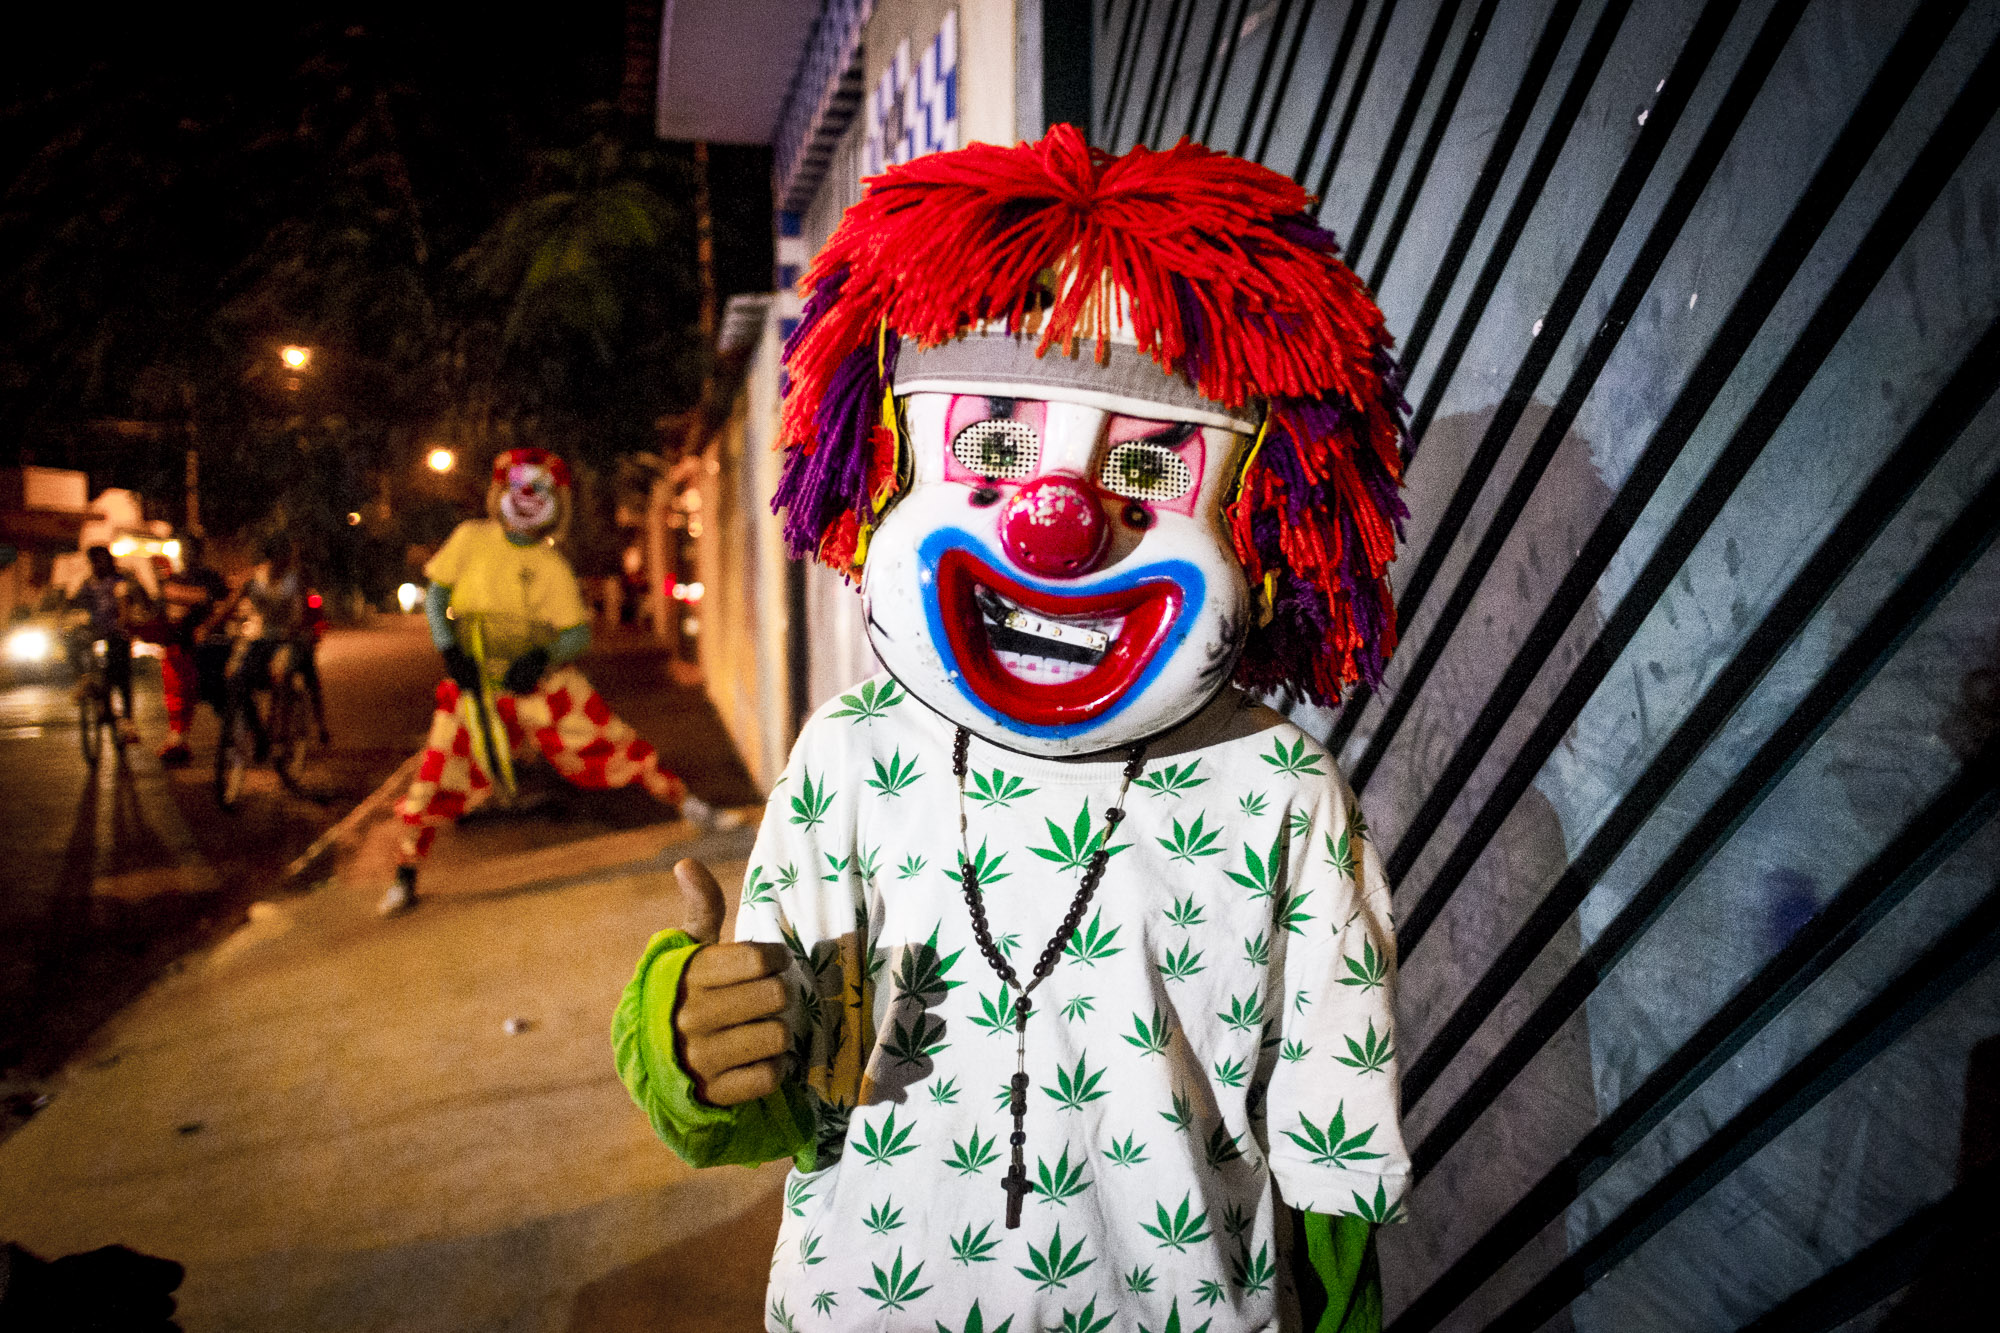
427, 447, 456, 474
280, 345, 312, 371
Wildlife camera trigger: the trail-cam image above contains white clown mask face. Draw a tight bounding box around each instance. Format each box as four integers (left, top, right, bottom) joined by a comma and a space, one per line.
862, 388, 1256, 757
498, 463, 559, 539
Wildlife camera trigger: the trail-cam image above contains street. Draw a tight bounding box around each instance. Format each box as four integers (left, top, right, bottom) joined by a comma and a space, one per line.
0, 615, 759, 1099
0, 615, 777, 1331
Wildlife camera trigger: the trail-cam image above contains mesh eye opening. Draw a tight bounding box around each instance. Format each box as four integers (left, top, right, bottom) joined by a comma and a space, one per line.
1099, 440, 1195, 502
950, 418, 1040, 481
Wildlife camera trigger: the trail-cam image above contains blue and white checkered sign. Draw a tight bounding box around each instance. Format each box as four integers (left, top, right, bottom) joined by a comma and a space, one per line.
864, 8, 957, 177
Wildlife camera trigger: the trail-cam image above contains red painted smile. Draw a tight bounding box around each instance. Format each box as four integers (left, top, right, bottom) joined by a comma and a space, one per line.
937, 549, 1183, 727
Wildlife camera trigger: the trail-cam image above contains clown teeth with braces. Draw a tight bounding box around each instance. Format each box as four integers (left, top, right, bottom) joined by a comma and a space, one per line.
974, 586, 1119, 684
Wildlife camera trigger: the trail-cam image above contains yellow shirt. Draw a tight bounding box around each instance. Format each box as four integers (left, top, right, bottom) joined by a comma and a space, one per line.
425, 519, 587, 660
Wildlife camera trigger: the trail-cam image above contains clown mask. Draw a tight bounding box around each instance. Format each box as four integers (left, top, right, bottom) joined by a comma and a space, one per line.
497, 461, 559, 540
863, 347, 1260, 758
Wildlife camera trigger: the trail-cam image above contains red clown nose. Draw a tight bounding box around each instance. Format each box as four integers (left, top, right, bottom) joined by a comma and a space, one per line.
998, 475, 1110, 579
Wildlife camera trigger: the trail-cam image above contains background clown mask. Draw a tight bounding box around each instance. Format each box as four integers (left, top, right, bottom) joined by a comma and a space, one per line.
497, 462, 559, 539
864, 375, 1259, 757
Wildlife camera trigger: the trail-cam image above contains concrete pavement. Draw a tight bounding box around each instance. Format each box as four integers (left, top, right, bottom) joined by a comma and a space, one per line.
0, 633, 783, 1331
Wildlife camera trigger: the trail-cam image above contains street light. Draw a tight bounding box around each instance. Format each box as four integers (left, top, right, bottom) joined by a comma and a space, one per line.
427, 447, 456, 473
280, 345, 312, 371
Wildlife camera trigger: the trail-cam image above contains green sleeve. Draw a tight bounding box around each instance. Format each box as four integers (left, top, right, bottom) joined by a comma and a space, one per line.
611, 928, 817, 1171
551, 622, 590, 665
1296, 1211, 1382, 1333
424, 582, 455, 652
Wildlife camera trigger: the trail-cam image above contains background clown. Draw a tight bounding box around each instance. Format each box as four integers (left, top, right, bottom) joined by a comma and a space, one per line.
615, 127, 1411, 1331
383, 447, 712, 916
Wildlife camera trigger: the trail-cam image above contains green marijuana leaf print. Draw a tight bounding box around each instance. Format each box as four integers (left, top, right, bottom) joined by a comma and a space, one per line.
1031, 799, 1133, 873
1324, 827, 1357, 879
967, 767, 1038, 809
1123, 1007, 1172, 1055
812, 1290, 836, 1316
1061, 909, 1122, 966
969, 984, 1017, 1036
1261, 735, 1324, 777
1034, 1143, 1089, 1205
897, 853, 928, 879
1050, 1298, 1115, 1333
769, 1295, 798, 1333
829, 678, 905, 722
1288, 808, 1313, 838
1158, 940, 1206, 982
1280, 1037, 1312, 1063
1017, 1225, 1094, 1292
1133, 759, 1206, 798
1231, 1242, 1277, 1295
1225, 829, 1287, 900
1103, 1131, 1150, 1167
866, 749, 922, 797
1162, 1089, 1196, 1131
1212, 1055, 1249, 1088
1158, 810, 1224, 864
859, 1248, 931, 1311
853, 1109, 918, 1164
1217, 991, 1268, 1034
1238, 790, 1269, 818
1334, 1018, 1395, 1074
928, 1076, 961, 1105
891, 924, 964, 1002
1283, 1103, 1387, 1167
1124, 1264, 1157, 1294
863, 1198, 904, 1234
1196, 1278, 1227, 1306
1061, 994, 1096, 1022
1045, 1054, 1110, 1111
935, 1300, 1013, 1333
785, 1175, 814, 1217
1242, 930, 1270, 967
1339, 938, 1389, 991
950, 839, 1012, 890
740, 867, 776, 907
882, 1011, 947, 1067
788, 771, 833, 829
1139, 1194, 1213, 1253
1205, 1123, 1246, 1169
1351, 1178, 1407, 1224
1165, 893, 1207, 928
1138, 1298, 1214, 1333
1272, 888, 1314, 936
950, 1222, 1002, 1265
946, 1125, 1000, 1176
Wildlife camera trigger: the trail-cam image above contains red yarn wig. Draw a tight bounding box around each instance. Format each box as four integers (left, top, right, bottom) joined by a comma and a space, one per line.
775, 125, 1410, 705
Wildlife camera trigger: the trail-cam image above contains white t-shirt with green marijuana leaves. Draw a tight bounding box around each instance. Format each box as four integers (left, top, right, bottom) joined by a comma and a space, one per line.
740, 676, 1408, 1333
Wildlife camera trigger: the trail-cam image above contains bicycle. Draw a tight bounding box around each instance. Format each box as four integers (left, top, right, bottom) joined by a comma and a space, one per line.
214, 640, 314, 808
69, 630, 129, 769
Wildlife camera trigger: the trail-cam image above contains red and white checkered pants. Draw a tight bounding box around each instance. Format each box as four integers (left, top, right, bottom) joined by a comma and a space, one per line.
395, 664, 688, 865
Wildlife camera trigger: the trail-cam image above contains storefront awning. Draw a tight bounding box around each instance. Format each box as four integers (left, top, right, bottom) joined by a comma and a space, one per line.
654, 0, 824, 144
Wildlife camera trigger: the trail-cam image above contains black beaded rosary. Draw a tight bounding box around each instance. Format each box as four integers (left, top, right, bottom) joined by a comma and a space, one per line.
952, 725, 1148, 1228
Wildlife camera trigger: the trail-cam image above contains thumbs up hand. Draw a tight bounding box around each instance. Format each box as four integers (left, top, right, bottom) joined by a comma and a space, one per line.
672, 858, 796, 1107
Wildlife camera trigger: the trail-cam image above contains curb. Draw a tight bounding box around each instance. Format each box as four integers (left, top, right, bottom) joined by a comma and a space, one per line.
281, 751, 422, 886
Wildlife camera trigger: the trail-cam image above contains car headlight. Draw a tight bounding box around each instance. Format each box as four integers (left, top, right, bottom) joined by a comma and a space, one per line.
5, 626, 54, 664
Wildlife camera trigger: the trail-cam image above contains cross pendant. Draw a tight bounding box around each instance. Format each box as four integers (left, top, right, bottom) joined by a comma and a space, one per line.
1002, 1156, 1033, 1229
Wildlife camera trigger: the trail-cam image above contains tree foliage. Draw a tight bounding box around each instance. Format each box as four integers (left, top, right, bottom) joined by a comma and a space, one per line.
0, 7, 766, 592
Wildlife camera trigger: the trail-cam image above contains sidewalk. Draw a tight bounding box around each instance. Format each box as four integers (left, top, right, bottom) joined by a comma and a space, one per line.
0, 642, 785, 1332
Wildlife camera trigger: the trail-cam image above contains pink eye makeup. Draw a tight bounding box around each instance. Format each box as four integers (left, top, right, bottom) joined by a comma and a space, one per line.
940, 395, 1208, 516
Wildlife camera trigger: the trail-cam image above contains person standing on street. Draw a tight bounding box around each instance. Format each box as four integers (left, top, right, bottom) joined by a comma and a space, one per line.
154, 537, 228, 766
381, 447, 715, 917
68, 545, 146, 745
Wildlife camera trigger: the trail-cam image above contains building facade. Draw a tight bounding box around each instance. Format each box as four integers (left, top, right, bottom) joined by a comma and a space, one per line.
658, 1, 1997, 1327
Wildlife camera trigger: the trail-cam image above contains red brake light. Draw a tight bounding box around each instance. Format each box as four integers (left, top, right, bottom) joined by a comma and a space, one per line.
307, 593, 323, 608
